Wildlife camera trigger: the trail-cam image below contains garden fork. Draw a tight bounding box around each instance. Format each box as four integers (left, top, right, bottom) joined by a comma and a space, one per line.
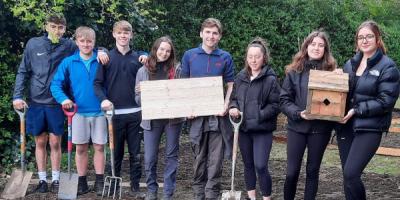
102, 105, 122, 199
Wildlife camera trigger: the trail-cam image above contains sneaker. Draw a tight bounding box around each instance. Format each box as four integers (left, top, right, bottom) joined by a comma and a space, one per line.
77, 177, 89, 195
94, 180, 105, 196
36, 180, 48, 193
50, 180, 59, 193
145, 191, 158, 200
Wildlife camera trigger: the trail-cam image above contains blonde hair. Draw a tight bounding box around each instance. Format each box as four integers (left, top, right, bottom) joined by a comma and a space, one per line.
75, 26, 95, 40
113, 20, 133, 32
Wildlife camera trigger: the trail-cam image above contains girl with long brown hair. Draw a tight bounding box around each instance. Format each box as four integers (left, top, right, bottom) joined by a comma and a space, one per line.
280, 30, 337, 200
135, 36, 183, 200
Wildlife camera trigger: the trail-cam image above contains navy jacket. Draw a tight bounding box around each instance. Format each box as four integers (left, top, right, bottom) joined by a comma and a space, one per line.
13, 35, 76, 105
93, 48, 142, 109
181, 45, 235, 83
229, 66, 280, 133
343, 48, 400, 133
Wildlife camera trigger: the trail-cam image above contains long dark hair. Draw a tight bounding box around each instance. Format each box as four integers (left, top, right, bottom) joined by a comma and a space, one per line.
285, 30, 337, 74
146, 36, 176, 78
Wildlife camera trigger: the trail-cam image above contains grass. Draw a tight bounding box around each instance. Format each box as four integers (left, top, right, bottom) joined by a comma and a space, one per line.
395, 98, 400, 109
270, 142, 400, 176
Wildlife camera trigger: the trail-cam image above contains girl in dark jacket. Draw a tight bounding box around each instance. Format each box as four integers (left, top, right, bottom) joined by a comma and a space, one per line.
229, 37, 280, 200
135, 36, 183, 200
280, 30, 337, 200
337, 20, 400, 200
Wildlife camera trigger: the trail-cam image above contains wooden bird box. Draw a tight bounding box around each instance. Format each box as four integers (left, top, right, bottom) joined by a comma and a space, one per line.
306, 69, 349, 121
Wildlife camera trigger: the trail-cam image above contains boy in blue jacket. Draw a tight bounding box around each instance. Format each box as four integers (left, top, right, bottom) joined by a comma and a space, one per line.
51, 26, 107, 196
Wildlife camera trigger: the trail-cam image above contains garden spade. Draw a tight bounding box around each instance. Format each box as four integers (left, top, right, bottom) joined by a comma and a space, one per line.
1, 106, 33, 199
102, 105, 122, 199
221, 112, 243, 200
58, 104, 79, 200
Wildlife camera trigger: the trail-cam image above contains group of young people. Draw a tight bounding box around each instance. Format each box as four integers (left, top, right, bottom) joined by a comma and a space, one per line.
12, 13, 399, 200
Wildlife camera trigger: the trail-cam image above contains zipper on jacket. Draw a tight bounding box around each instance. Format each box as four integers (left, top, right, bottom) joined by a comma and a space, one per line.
242, 78, 252, 128
207, 55, 210, 73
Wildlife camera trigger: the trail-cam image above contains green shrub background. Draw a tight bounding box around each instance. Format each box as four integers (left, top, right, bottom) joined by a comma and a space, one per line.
0, 0, 399, 172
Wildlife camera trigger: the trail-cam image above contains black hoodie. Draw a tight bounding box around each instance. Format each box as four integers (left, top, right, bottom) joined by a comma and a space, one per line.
229, 65, 280, 133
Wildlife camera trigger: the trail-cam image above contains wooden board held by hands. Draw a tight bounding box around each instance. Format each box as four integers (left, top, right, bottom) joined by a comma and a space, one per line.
140, 76, 224, 120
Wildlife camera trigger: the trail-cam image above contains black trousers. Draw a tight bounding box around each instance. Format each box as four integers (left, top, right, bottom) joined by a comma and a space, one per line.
112, 112, 142, 189
284, 130, 331, 200
239, 131, 273, 197
337, 126, 382, 200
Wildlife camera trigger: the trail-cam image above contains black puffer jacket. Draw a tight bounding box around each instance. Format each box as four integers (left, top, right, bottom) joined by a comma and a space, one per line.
343, 48, 400, 133
229, 66, 280, 133
280, 60, 336, 134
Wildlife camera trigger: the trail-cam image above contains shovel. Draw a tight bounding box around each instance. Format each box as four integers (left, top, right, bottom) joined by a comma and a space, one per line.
222, 112, 243, 200
102, 105, 122, 199
1, 106, 33, 199
58, 104, 79, 200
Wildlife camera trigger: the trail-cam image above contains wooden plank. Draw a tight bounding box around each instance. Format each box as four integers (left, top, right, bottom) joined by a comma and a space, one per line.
306, 114, 343, 121
140, 76, 224, 120
376, 147, 400, 157
308, 70, 349, 92
29, 179, 164, 188
389, 118, 400, 133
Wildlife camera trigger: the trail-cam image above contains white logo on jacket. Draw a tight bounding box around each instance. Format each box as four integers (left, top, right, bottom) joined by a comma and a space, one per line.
369, 70, 380, 76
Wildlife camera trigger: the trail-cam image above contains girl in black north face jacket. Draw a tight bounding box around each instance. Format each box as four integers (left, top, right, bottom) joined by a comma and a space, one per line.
336, 20, 400, 200
280, 30, 338, 200
229, 37, 280, 200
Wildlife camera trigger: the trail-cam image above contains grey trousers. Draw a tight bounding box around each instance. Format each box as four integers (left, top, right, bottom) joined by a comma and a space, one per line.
191, 131, 224, 199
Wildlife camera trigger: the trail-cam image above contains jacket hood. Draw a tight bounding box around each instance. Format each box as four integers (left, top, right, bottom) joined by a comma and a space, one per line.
237, 65, 276, 82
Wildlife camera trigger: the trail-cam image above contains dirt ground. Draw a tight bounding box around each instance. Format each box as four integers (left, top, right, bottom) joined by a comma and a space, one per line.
1, 131, 399, 200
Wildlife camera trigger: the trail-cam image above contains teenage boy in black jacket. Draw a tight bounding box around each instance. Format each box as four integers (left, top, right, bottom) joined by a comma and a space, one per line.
93, 20, 147, 198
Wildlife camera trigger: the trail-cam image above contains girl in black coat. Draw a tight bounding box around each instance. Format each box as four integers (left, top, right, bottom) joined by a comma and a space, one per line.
229, 37, 280, 200
280, 30, 337, 200
337, 20, 400, 200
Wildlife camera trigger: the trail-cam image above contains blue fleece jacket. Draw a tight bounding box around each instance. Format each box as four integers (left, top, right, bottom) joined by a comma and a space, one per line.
50, 51, 102, 114
181, 45, 235, 83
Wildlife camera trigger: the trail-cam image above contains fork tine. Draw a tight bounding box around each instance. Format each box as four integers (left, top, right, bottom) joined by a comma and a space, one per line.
100, 176, 122, 199
113, 179, 117, 199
